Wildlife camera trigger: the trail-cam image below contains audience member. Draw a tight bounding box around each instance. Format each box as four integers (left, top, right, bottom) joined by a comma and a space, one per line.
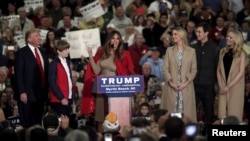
42, 30, 58, 61
158, 31, 172, 58
109, 6, 133, 37
46, 0, 64, 27
56, 15, 79, 38
10, 7, 35, 35
57, 6, 74, 29
133, 15, 146, 34
217, 0, 230, 20
209, 16, 228, 45
31, 6, 45, 28
64, 129, 89, 141
142, 13, 164, 47
99, 0, 113, 32
236, 0, 250, 26
122, 24, 137, 48
41, 111, 64, 141
0, 66, 8, 92
163, 116, 185, 141
134, 102, 151, 120
139, 47, 165, 82
240, 20, 250, 43
186, 21, 197, 45
222, 115, 240, 125
26, 125, 48, 141
100, 23, 116, 45
228, 0, 244, 14
128, 33, 149, 74
126, 0, 148, 20
0, 91, 12, 118
38, 15, 55, 31
225, 11, 239, 29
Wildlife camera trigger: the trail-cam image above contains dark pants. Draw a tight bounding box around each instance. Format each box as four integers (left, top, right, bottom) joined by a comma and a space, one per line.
18, 101, 45, 128
50, 101, 72, 117
195, 84, 216, 124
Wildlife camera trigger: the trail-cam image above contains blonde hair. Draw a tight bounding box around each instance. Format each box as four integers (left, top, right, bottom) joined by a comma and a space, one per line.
226, 29, 244, 58
62, 6, 72, 16
172, 26, 189, 47
160, 31, 171, 41
0, 66, 8, 78
34, 6, 44, 16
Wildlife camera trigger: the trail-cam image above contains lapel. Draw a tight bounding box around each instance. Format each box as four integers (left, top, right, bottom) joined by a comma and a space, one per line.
182, 47, 188, 66
172, 45, 188, 65
25, 46, 37, 63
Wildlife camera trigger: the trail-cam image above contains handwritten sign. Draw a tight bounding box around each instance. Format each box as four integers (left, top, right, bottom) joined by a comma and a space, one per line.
79, 0, 105, 21
96, 75, 144, 97
0, 15, 19, 27
65, 28, 101, 58
14, 35, 26, 48
24, 0, 44, 12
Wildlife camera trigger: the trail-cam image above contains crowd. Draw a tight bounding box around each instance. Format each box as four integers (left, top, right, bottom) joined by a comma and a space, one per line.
1, 0, 250, 141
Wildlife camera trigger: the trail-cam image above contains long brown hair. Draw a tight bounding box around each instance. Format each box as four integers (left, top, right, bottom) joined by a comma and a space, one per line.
102, 30, 124, 61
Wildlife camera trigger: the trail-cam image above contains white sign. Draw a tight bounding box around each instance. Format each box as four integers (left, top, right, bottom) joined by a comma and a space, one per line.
24, 0, 44, 12
66, 28, 101, 59
14, 35, 26, 48
79, 0, 105, 22
0, 15, 19, 27
73, 17, 84, 27
39, 29, 48, 43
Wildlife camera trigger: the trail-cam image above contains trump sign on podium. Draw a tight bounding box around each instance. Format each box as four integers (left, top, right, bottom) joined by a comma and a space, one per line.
96, 75, 144, 97
94, 75, 144, 133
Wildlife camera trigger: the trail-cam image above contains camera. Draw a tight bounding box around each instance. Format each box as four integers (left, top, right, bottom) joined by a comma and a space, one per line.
185, 124, 197, 137
170, 112, 182, 118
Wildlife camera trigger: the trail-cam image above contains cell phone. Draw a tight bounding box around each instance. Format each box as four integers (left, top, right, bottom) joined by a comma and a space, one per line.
185, 124, 197, 137
154, 98, 161, 104
104, 133, 112, 141
129, 137, 141, 141
170, 112, 182, 118
133, 127, 146, 135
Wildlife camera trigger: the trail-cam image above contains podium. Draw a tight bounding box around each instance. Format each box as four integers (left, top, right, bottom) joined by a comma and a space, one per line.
96, 75, 144, 132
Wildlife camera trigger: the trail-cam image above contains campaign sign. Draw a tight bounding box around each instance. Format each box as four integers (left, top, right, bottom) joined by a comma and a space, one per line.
97, 75, 144, 97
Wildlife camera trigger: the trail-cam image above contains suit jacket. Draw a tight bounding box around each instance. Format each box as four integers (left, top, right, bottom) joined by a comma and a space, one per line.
49, 57, 73, 103
14, 46, 49, 102
161, 46, 197, 122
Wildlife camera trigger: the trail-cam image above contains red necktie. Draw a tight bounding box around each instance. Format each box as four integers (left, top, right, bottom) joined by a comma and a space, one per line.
34, 47, 45, 88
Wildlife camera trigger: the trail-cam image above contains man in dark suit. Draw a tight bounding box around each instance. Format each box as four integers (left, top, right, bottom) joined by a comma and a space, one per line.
14, 29, 49, 128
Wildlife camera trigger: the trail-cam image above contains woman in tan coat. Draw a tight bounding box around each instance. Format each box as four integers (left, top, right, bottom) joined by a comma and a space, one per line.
162, 27, 197, 122
217, 29, 246, 122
